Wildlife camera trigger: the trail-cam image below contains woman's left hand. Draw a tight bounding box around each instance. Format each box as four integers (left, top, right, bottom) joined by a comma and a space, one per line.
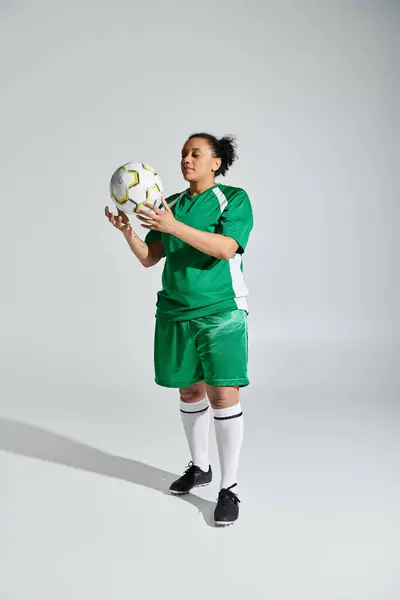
136, 197, 177, 234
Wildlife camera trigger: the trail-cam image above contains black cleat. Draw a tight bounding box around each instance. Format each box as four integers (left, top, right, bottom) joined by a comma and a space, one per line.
214, 484, 241, 526
169, 461, 212, 495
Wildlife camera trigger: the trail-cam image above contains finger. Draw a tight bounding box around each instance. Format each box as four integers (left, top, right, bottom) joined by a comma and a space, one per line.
161, 196, 170, 212
144, 202, 161, 214
140, 224, 152, 229
119, 218, 130, 229
137, 208, 152, 216
136, 214, 153, 223
136, 210, 153, 219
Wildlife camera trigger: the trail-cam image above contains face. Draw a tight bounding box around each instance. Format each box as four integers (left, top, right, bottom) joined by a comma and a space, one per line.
181, 137, 222, 183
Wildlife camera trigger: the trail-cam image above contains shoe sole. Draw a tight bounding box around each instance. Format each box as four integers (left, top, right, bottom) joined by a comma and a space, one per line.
215, 520, 237, 527
170, 482, 211, 495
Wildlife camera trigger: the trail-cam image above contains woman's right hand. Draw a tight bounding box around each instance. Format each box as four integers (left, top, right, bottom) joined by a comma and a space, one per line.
105, 206, 132, 235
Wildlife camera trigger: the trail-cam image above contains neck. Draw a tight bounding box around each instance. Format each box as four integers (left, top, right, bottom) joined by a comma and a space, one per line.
189, 178, 216, 197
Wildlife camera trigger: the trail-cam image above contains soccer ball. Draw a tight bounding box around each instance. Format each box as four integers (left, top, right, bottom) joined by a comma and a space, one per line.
109, 162, 163, 214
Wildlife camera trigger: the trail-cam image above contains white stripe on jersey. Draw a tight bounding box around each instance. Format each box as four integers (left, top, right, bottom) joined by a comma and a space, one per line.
213, 187, 249, 312
168, 191, 185, 210
213, 186, 228, 212
229, 254, 249, 311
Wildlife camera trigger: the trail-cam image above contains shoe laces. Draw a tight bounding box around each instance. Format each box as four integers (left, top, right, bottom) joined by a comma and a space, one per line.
183, 461, 198, 475
218, 483, 241, 506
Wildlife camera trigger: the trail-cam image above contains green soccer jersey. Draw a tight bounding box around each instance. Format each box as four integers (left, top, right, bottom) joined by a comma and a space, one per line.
145, 183, 253, 321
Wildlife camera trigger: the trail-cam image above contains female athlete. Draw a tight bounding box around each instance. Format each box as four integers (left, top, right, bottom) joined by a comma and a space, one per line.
105, 133, 253, 526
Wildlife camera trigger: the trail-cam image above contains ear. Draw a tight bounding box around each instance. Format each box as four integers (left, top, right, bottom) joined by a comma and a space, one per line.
213, 157, 222, 173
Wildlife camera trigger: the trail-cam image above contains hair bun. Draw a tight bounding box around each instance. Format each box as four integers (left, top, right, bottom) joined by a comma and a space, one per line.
217, 135, 237, 176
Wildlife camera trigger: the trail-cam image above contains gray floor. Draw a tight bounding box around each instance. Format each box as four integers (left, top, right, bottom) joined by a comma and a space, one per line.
1, 0, 398, 596
1, 338, 398, 599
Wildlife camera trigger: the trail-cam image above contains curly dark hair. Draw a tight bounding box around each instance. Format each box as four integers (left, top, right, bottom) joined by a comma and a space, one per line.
187, 132, 238, 176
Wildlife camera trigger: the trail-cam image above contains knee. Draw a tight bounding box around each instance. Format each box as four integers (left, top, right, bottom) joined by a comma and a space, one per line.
207, 386, 240, 410
209, 396, 232, 410
179, 383, 206, 404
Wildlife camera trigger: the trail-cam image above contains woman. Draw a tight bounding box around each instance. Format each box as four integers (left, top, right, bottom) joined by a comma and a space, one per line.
105, 133, 253, 526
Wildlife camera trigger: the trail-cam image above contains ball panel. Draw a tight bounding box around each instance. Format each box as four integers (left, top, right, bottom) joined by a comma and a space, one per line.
126, 170, 139, 188
112, 188, 129, 205
109, 162, 163, 214
146, 183, 161, 204
142, 163, 157, 175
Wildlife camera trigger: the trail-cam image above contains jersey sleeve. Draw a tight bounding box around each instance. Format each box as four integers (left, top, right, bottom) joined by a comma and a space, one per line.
218, 189, 253, 254
144, 229, 161, 244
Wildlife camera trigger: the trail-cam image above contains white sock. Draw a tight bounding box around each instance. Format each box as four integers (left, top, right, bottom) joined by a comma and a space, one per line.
214, 403, 244, 490
180, 396, 210, 472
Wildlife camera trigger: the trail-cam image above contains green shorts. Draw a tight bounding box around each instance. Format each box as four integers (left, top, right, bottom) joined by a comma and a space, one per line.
154, 309, 249, 389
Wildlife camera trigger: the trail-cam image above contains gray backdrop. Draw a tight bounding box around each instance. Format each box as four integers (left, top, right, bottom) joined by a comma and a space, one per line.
0, 1, 398, 599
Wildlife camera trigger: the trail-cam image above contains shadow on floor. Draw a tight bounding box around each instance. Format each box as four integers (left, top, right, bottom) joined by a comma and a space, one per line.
0, 417, 216, 528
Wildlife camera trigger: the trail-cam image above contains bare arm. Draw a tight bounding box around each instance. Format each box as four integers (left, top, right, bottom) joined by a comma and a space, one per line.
124, 231, 164, 268
105, 206, 164, 268
137, 200, 239, 261
171, 222, 239, 260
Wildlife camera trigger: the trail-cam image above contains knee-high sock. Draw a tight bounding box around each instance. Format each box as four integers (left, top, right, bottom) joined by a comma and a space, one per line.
180, 396, 210, 472
214, 403, 244, 489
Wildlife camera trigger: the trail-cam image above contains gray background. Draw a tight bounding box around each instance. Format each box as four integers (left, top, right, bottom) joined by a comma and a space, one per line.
0, 0, 399, 598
